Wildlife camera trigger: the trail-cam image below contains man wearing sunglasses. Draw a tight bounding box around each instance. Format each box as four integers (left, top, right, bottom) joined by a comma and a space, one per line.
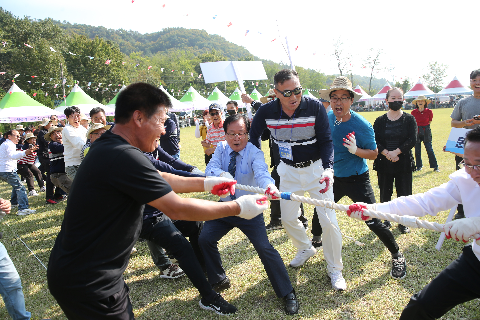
201, 103, 226, 164
250, 69, 345, 290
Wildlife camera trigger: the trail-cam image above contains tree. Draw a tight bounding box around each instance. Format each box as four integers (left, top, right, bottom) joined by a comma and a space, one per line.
423, 61, 447, 93
363, 48, 382, 95
333, 39, 351, 77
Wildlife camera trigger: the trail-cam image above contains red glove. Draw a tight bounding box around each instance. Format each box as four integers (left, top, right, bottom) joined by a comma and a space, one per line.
347, 203, 370, 221
204, 177, 237, 197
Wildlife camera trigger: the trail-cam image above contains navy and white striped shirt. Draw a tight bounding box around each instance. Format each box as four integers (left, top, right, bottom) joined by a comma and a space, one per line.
249, 96, 333, 169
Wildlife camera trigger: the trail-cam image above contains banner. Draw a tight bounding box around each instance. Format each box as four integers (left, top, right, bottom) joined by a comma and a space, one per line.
445, 128, 471, 155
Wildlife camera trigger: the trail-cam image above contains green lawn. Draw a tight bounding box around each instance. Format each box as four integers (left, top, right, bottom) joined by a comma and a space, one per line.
1, 108, 477, 319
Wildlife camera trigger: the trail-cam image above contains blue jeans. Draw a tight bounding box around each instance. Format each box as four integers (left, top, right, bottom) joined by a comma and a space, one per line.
415, 125, 438, 169
0, 172, 29, 210
199, 213, 293, 298
0, 242, 31, 320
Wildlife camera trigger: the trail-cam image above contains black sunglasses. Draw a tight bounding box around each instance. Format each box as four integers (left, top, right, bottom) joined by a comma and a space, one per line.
209, 111, 220, 116
275, 87, 303, 97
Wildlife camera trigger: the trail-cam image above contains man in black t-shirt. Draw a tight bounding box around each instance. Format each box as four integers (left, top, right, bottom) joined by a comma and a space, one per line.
47, 83, 268, 319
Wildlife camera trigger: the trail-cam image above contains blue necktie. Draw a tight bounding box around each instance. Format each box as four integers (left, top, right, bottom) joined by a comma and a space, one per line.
228, 151, 238, 200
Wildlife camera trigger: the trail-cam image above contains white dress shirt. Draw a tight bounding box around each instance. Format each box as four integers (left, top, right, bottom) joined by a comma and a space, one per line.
376, 168, 480, 261
0, 139, 26, 172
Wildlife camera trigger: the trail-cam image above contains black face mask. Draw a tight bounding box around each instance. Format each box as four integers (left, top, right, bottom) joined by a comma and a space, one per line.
388, 101, 403, 111
227, 110, 236, 116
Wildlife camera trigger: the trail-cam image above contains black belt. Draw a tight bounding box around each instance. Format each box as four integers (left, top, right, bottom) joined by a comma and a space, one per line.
282, 158, 320, 168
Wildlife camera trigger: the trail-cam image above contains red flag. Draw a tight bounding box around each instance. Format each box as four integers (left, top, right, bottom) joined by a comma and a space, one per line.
33, 93, 37, 97
148, 66, 152, 70
227, 22, 232, 27
163, 4, 165, 7
271, 38, 276, 42
295, 46, 298, 51
105, 59, 111, 65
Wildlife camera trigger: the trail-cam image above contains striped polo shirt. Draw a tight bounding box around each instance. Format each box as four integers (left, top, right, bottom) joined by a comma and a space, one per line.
250, 96, 333, 169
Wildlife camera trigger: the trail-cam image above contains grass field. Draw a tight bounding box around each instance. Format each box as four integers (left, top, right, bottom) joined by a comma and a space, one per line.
0, 108, 478, 319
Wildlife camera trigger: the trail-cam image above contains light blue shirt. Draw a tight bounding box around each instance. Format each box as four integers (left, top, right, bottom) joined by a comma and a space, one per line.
206, 141, 274, 201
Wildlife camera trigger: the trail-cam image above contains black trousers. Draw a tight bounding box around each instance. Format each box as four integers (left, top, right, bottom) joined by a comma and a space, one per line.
140, 216, 216, 301
455, 155, 464, 216
39, 157, 63, 200
17, 163, 44, 191
400, 245, 480, 319
53, 283, 134, 320
377, 170, 412, 203
312, 172, 399, 254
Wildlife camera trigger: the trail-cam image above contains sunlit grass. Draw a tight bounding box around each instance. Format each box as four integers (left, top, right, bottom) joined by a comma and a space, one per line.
0, 108, 477, 319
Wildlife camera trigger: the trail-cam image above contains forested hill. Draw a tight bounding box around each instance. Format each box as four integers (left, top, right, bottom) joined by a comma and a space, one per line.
55, 23, 253, 59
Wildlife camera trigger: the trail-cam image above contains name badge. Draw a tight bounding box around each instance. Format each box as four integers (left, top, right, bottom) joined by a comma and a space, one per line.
278, 142, 293, 160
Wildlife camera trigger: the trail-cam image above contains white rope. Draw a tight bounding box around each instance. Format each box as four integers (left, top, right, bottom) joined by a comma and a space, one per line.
235, 183, 480, 240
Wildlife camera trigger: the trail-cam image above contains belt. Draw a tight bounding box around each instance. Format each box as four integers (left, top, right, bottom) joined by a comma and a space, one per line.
283, 158, 320, 168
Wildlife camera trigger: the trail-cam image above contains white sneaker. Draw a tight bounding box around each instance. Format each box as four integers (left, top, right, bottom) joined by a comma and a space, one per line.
328, 271, 347, 291
160, 264, 185, 279
289, 246, 317, 267
40, 186, 46, 192
17, 209, 36, 216
28, 190, 39, 196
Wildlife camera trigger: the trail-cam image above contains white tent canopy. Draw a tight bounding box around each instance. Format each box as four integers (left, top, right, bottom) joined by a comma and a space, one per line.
206, 87, 230, 110
179, 86, 210, 111
54, 84, 112, 117
404, 79, 435, 98
158, 86, 190, 112
354, 85, 372, 101
437, 76, 473, 95
0, 83, 61, 123
371, 82, 392, 100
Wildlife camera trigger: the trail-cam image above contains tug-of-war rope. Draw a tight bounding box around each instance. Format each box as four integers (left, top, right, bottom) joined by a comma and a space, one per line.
235, 183, 480, 242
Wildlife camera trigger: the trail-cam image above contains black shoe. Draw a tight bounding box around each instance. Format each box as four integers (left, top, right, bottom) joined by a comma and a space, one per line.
199, 293, 237, 315
398, 224, 410, 234
383, 220, 392, 229
391, 253, 407, 279
312, 239, 322, 248
212, 277, 231, 293
283, 290, 299, 315
266, 221, 283, 231
303, 221, 308, 231
454, 212, 465, 220
433, 167, 440, 172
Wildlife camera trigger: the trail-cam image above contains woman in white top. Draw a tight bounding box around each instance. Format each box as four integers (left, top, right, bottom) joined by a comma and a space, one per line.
62, 106, 87, 180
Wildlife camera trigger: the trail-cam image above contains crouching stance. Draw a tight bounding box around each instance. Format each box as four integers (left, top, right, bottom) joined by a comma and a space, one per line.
200, 114, 299, 315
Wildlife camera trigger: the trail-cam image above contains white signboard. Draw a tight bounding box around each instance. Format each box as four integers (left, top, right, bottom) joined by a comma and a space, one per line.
445, 128, 471, 155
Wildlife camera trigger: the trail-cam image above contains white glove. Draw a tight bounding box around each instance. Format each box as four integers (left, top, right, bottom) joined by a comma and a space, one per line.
444, 217, 480, 242
319, 168, 334, 193
191, 167, 205, 176
346, 202, 375, 221
204, 176, 236, 198
264, 183, 280, 199
235, 194, 269, 220
220, 172, 234, 180
343, 132, 357, 154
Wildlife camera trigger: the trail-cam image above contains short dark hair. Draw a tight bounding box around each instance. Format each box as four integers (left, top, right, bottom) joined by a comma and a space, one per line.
386, 87, 404, 100
274, 69, 299, 87
89, 107, 105, 118
64, 106, 80, 118
470, 69, 480, 79
224, 113, 250, 134
115, 83, 172, 124
5, 130, 15, 138
329, 90, 354, 99
226, 101, 238, 108
465, 127, 480, 144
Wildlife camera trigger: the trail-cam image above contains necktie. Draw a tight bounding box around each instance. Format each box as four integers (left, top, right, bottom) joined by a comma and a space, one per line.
228, 151, 238, 200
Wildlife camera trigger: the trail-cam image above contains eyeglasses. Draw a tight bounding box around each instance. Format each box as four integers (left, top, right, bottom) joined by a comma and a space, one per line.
226, 132, 248, 138
460, 160, 480, 171
275, 87, 303, 97
330, 96, 352, 103
209, 112, 220, 116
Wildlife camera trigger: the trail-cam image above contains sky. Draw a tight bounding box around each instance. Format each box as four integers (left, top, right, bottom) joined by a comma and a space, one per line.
2, 0, 479, 91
